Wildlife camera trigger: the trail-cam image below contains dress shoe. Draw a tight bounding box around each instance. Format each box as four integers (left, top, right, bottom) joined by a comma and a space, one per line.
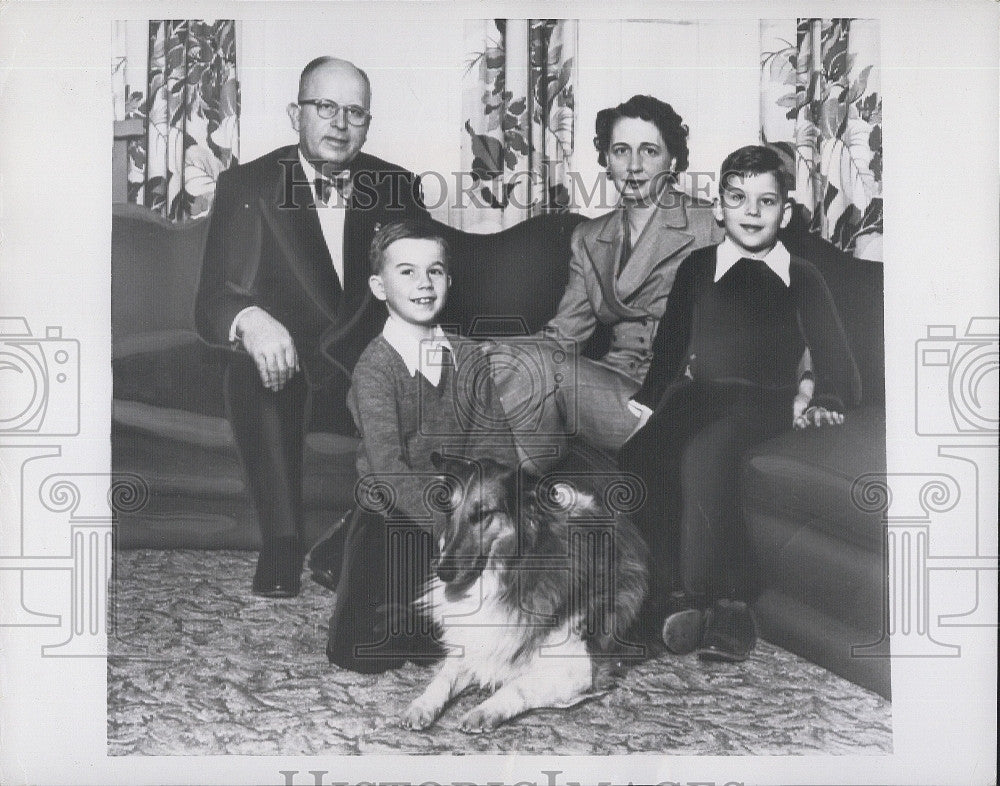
660, 592, 708, 655
306, 515, 349, 592
252, 536, 303, 598
697, 598, 757, 662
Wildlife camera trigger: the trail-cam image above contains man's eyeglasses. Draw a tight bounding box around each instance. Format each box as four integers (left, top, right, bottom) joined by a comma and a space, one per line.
298, 99, 371, 126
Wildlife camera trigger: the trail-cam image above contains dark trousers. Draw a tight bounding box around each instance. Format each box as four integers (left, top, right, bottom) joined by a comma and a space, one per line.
620, 380, 790, 606
325, 509, 438, 672
224, 353, 352, 542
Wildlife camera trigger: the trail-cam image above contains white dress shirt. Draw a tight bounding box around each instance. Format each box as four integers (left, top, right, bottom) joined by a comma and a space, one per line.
381, 314, 454, 388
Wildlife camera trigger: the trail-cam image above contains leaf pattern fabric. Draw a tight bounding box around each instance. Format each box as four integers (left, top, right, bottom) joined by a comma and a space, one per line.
114, 20, 240, 222
761, 19, 883, 261
459, 19, 577, 231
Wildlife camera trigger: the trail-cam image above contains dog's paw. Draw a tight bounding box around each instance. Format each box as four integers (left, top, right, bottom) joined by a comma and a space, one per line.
459, 705, 504, 734
401, 700, 440, 730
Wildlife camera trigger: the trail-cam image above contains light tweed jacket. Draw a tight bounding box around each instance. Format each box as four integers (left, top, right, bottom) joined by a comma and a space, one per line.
543, 190, 724, 384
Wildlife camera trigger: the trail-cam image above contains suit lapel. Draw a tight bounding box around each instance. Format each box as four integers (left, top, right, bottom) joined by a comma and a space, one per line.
259, 157, 342, 323
342, 196, 374, 299
615, 195, 696, 301
582, 211, 647, 320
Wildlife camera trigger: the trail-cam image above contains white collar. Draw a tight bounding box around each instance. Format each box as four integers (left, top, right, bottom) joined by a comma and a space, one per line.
381, 315, 454, 386
297, 150, 322, 183
714, 237, 791, 286
297, 150, 351, 205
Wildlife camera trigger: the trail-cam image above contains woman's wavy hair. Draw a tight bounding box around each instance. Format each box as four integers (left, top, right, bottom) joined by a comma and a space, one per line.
593, 95, 690, 173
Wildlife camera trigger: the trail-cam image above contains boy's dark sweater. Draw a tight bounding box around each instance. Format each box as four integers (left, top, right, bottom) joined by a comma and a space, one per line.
633, 244, 861, 414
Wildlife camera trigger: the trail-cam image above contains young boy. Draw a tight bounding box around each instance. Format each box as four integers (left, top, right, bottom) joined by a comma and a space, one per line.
324, 220, 517, 673
619, 145, 861, 662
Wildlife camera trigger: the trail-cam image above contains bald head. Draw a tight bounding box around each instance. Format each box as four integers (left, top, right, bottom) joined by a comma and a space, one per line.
298, 57, 371, 105
289, 56, 371, 170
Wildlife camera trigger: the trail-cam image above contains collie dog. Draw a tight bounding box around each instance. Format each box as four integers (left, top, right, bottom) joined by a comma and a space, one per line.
401, 453, 648, 733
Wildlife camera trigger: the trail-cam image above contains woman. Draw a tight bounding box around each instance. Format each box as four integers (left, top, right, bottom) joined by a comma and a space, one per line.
494, 95, 723, 465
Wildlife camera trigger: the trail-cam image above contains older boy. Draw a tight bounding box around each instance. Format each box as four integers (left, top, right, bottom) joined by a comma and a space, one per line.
325, 220, 517, 673
620, 146, 861, 662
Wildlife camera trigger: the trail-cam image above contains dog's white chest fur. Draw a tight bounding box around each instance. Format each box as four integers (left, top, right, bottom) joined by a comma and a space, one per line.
404, 571, 596, 733
424, 572, 591, 692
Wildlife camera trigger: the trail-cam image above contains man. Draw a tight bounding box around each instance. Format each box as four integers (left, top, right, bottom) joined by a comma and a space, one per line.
195, 57, 428, 598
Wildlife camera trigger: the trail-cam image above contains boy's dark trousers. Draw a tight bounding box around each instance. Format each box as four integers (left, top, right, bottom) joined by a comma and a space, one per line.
620, 379, 792, 619
325, 508, 440, 673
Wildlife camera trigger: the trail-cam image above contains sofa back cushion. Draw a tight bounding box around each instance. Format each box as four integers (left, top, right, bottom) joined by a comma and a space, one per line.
434, 213, 588, 337
112, 203, 882, 410
816, 254, 885, 408
112, 203, 211, 356
781, 217, 885, 408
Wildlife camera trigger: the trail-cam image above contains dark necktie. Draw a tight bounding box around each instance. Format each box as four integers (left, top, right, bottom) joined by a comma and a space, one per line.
616, 214, 632, 279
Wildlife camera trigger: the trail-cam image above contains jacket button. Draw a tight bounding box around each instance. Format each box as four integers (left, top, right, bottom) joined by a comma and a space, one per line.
638, 337, 645, 344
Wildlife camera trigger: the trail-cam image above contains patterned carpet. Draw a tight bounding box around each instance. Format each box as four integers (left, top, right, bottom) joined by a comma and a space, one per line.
108, 550, 892, 756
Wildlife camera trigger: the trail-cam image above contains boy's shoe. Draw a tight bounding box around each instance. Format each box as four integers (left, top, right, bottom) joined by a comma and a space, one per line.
697, 599, 757, 662
306, 515, 349, 592
660, 592, 708, 655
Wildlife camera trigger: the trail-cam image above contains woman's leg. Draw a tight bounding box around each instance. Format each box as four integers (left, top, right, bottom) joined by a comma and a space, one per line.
570, 357, 643, 453
491, 340, 641, 470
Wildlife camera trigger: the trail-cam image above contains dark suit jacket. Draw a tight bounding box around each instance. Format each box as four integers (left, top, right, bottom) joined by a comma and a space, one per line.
194, 144, 428, 387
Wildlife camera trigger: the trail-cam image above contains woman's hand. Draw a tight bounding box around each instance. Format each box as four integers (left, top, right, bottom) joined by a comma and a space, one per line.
792, 390, 813, 424
794, 405, 845, 430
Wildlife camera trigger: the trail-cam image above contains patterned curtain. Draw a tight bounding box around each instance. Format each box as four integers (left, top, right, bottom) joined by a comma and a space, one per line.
459, 19, 577, 232
113, 20, 240, 222
760, 19, 882, 261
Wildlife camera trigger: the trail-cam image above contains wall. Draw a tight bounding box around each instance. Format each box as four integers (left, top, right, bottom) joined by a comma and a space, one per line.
575, 19, 760, 215
237, 17, 465, 223
236, 17, 762, 224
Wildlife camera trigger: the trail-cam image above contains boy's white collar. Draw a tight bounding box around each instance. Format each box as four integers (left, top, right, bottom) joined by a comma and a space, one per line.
381, 314, 453, 386
714, 238, 791, 286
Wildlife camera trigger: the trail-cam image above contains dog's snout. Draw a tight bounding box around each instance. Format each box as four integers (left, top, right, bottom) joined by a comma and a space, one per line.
435, 557, 458, 584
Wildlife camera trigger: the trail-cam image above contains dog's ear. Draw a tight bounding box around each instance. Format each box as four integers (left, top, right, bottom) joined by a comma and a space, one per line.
431, 451, 478, 476
518, 461, 539, 486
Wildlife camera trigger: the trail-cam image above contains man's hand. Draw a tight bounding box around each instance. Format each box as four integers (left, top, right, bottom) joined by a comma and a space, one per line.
236, 309, 300, 391
794, 405, 845, 429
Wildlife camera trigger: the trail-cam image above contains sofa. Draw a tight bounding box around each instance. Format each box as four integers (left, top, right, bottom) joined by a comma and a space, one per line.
111, 202, 887, 698
741, 219, 889, 699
